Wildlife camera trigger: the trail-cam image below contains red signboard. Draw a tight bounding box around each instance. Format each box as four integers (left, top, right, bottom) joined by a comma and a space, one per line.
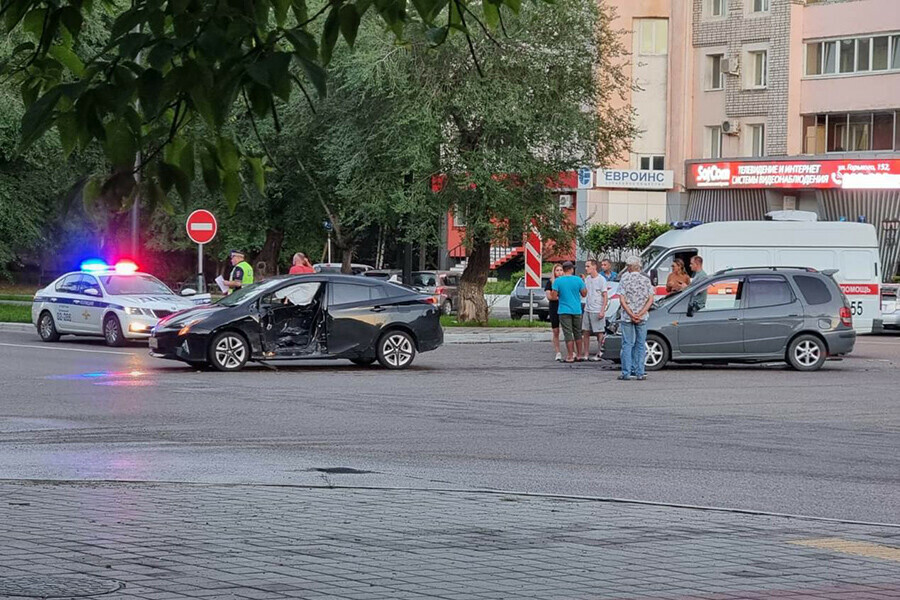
687, 159, 900, 190
186, 210, 218, 244
524, 230, 542, 289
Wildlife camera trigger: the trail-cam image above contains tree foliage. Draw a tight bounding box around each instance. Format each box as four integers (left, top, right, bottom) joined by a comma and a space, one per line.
580, 220, 672, 265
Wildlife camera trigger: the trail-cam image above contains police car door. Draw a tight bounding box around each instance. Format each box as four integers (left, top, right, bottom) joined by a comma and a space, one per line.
75, 274, 105, 334
51, 274, 87, 333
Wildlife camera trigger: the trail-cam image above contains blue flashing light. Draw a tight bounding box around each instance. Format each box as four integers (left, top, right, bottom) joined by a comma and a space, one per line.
80, 259, 109, 272
671, 220, 703, 230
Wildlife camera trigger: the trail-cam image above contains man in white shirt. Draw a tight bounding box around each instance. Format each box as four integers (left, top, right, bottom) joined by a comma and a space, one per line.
580, 259, 608, 361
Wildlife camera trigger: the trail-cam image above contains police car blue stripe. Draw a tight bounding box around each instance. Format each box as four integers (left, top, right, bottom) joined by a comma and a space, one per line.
32, 296, 124, 310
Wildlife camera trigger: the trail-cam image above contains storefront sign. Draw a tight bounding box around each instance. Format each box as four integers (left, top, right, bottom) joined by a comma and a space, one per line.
688, 159, 900, 190
596, 169, 674, 190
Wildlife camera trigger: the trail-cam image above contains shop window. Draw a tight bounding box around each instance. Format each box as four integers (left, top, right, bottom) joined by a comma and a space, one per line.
708, 54, 724, 90
706, 126, 723, 159
872, 113, 894, 151
873, 36, 889, 70
638, 19, 668, 55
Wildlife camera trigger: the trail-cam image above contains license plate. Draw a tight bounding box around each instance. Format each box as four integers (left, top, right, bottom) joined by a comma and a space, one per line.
149, 337, 158, 349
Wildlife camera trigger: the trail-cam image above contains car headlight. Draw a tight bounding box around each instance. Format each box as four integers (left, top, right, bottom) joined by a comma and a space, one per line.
178, 318, 204, 336
124, 306, 153, 316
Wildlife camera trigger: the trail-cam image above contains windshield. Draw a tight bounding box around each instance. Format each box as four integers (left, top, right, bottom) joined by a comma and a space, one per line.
216, 279, 283, 306
411, 273, 437, 287
99, 274, 174, 295
640, 245, 666, 270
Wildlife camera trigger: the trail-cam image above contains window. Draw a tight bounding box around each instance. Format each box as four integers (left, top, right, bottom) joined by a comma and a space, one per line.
745, 276, 794, 309
706, 126, 723, 159
749, 50, 767, 87
806, 33, 900, 76
807, 112, 898, 153
827, 113, 848, 152
708, 54, 724, 90
79, 274, 101, 296
708, 0, 727, 18
638, 19, 668, 55
452, 206, 465, 227
794, 276, 832, 306
56, 274, 81, 294
873, 113, 894, 150
752, 0, 769, 12
749, 124, 766, 157
330, 283, 373, 305
639, 155, 665, 170
848, 113, 871, 151
691, 278, 743, 312
268, 282, 321, 307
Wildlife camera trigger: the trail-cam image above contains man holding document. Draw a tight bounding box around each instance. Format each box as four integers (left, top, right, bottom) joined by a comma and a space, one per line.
218, 250, 254, 294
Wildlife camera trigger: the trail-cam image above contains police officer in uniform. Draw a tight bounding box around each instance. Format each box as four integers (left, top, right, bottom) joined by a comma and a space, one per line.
224, 250, 254, 294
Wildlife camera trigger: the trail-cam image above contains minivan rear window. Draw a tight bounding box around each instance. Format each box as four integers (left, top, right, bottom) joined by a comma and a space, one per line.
794, 275, 832, 306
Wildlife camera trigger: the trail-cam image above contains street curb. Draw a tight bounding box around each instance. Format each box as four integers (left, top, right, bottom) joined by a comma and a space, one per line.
0, 322, 33, 333
444, 331, 551, 344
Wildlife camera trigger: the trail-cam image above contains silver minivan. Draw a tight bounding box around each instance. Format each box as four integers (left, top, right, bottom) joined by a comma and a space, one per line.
605, 267, 856, 371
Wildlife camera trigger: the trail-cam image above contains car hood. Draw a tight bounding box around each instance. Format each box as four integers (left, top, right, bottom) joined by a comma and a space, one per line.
155, 305, 226, 328
111, 294, 197, 311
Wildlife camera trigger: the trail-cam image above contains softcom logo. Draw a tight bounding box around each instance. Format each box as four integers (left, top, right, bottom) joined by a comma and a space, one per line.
695, 164, 731, 187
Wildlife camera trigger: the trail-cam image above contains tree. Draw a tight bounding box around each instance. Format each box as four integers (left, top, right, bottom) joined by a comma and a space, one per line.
1, 0, 543, 217
580, 220, 672, 266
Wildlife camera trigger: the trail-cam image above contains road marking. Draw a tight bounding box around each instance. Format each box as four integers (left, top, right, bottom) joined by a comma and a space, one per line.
790, 538, 900, 562
0, 342, 132, 356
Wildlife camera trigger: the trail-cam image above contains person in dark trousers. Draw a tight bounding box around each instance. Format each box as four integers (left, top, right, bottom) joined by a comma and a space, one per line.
544, 263, 565, 362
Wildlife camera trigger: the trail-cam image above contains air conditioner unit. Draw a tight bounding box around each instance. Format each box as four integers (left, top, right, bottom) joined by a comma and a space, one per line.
720, 57, 739, 75
558, 194, 573, 209
722, 119, 741, 135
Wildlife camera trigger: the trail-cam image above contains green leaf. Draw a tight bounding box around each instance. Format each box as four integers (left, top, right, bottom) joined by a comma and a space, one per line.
425, 26, 448, 46
216, 137, 240, 172
179, 140, 195, 181
22, 8, 46, 38
49, 44, 85, 76
200, 143, 221, 191
297, 56, 327, 97
291, 0, 308, 24
56, 112, 78, 158
503, 0, 520, 13
82, 176, 102, 214
4, 0, 32, 34
248, 157, 265, 194
145, 182, 174, 215
273, 0, 291, 25
111, 8, 146, 40
246, 52, 292, 101
59, 6, 83, 37
103, 120, 138, 167
320, 7, 340, 65
222, 169, 242, 212
19, 86, 63, 152
118, 32, 150, 59
148, 9, 165, 37
147, 41, 174, 70
482, 1, 500, 28
137, 68, 163, 116
339, 4, 360, 47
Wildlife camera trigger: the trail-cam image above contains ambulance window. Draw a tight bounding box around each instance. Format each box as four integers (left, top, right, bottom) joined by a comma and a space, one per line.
793, 275, 832, 306
841, 251, 874, 280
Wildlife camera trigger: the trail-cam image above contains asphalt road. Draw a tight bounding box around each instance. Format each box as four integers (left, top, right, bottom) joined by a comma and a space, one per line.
0, 328, 897, 523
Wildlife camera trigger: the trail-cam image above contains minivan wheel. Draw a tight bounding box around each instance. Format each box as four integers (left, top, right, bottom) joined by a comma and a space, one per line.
103, 315, 125, 347
644, 334, 669, 371
377, 330, 416, 370
38, 311, 61, 342
787, 334, 826, 371
209, 331, 249, 372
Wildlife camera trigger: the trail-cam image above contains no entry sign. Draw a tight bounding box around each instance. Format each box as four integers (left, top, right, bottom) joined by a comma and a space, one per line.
524, 229, 542, 289
186, 210, 217, 244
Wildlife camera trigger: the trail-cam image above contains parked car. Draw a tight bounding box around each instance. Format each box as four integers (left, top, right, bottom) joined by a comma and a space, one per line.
882, 284, 900, 330
509, 276, 551, 320
604, 267, 856, 371
410, 271, 460, 315
149, 274, 443, 371
313, 263, 374, 275
363, 269, 402, 281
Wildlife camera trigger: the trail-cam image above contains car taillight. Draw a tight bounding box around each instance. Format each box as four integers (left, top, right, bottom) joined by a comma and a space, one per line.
435, 286, 445, 295
839, 306, 852, 327
422, 296, 437, 304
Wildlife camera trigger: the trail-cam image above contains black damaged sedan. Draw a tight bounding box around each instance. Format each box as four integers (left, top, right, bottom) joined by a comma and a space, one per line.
149, 274, 443, 371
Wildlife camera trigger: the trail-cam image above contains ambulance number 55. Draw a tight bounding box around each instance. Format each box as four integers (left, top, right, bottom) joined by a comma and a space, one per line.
849, 300, 864, 316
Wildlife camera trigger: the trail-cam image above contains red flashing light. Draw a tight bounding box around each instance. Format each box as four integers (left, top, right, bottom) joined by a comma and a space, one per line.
114, 260, 138, 274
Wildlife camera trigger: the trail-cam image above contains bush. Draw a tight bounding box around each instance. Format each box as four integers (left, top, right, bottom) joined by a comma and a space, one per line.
580, 220, 671, 266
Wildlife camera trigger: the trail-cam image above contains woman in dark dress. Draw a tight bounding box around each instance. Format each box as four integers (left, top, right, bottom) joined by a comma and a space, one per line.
544, 263, 564, 361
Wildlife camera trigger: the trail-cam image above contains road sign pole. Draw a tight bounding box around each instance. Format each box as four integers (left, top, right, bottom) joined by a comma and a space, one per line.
198, 243, 204, 293
529, 290, 534, 321
327, 232, 332, 263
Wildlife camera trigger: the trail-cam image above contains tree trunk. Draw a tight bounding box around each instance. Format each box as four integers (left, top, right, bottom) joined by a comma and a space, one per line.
457, 239, 491, 324
341, 247, 353, 274
256, 228, 284, 277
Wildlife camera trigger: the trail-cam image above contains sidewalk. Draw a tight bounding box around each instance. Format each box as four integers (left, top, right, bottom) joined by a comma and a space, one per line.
0, 481, 897, 599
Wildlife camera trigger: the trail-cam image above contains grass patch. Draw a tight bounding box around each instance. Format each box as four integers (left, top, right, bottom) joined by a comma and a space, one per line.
0, 304, 32, 323
441, 315, 549, 328
0, 284, 39, 296
0, 294, 33, 301
484, 281, 516, 295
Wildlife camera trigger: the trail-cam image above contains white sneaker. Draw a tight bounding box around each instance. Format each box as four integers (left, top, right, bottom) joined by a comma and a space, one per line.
555, 352, 562, 362
590, 354, 602, 362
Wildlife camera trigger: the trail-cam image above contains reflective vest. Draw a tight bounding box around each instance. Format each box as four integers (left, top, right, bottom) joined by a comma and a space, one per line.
228, 261, 254, 293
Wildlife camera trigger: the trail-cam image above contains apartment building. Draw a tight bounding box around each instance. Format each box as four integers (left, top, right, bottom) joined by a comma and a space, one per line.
586, 0, 900, 279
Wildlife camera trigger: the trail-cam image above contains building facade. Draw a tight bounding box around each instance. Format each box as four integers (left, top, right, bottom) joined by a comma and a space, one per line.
594, 0, 900, 279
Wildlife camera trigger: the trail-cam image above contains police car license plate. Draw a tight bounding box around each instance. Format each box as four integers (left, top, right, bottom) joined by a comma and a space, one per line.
149, 337, 158, 349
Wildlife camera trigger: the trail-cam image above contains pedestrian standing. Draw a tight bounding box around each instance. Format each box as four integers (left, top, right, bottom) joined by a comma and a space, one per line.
580, 259, 608, 362
618, 255, 655, 380
600, 259, 618, 282
666, 258, 692, 293
224, 250, 254, 294
544, 263, 564, 362
690, 255, 707, 283
289, 252, 315, 275
551, 261, 587, 363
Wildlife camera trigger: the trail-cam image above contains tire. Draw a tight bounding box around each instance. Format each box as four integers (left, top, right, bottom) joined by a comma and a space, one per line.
376, 330, 416, 370
441, 299, 453, 315
787, 334, 827, 371
350, 357, 376, 366
37, 311, 61, 342
644, 333, 669, 371
510, 312, 523, 321
208, 331, 250, 372
103, 315, 126, 347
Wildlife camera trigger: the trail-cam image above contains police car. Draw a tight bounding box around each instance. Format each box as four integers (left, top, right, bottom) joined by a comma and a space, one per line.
32, 260, 211, 346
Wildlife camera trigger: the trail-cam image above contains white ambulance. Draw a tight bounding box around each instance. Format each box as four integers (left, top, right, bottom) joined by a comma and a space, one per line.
640, 220, 883, 334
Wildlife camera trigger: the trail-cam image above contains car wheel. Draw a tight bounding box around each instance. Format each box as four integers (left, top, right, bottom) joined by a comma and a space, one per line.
103, 315, 125, 347
787, 334, 826, 371
209, 331, 250, 372
441, 299, 453, 315
377, 330, 416, 369
510, 312, 523, 321
350, 357, 376, 366
644, 334, 669, 371
38, 311, 61, 342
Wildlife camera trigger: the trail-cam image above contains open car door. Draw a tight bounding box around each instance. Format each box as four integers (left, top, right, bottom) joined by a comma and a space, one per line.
259, 282, 325, 357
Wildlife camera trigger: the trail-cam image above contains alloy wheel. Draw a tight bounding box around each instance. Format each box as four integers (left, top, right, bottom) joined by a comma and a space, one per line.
104, 317, 124, 346
40, 315, 53, 339
645, 339, 664, 368
382, 333, 414, 368
214, 335, 247, 370
794, 340, 821, 367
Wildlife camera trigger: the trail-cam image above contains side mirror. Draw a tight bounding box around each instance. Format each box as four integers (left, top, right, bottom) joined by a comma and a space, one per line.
84, 287, 100, 297
649, 269, 658, 287
181, 288, 197, 296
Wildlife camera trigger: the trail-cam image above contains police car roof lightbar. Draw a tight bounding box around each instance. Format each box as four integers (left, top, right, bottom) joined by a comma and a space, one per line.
115, 260, 138, 274
80, 259, 109, 272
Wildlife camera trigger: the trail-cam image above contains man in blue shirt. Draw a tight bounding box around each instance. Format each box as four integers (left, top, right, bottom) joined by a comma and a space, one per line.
552, 261, 587, 363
